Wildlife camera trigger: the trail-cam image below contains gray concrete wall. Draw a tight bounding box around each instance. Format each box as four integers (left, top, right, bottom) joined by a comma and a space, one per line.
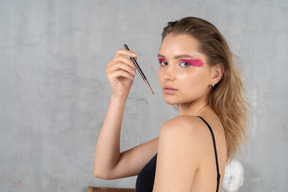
0, 0, 287, 191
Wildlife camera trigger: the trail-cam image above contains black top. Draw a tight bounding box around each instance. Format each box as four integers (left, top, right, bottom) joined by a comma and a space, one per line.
135, 116, 221, 192
135, 154, 157, 192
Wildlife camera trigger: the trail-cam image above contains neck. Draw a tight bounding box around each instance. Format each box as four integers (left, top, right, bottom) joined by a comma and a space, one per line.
178, 100, 209, 116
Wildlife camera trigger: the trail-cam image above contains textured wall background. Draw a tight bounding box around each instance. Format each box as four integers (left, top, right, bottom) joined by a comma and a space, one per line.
0, 0, 287, 192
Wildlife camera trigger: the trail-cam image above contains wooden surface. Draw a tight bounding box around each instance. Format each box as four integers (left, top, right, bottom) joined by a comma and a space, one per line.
88, 187, 136, 192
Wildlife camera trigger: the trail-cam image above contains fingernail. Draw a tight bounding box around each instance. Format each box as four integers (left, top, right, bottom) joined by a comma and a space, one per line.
131, 52, 136, 56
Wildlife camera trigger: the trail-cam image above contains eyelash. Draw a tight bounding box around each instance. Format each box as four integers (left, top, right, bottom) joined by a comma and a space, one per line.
179, 60, 191, 67
158, 59, 191, 67
158, 59, 168, 66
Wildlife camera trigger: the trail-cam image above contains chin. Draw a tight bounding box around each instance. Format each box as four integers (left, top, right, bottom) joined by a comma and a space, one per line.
163, 97, 180, 105
164, 96, 194, 106
165, 101, 178, 105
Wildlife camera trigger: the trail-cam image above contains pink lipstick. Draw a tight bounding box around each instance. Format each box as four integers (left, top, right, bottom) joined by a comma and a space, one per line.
163, 86, 178, 95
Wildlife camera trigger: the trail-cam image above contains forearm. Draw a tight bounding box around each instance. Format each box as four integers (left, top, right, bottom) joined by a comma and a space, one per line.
94, 94, 128, 178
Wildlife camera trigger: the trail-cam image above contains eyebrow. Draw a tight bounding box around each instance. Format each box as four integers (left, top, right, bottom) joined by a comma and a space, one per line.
157, 54, 195, 59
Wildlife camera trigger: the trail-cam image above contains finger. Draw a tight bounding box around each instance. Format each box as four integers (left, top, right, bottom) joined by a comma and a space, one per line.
116, 56, 137, 71
108, 62, 136, 76
109, 53, 136, 71
108, 70, 135, 81
106, 61, 136, 77
115, 48, 136, 59
112, 49, 138, 69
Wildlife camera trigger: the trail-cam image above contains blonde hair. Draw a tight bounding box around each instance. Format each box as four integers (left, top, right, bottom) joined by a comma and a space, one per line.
161, 17, 248, 160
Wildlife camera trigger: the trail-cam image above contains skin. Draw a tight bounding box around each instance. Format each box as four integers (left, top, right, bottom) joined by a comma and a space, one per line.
94, 34, 227, 191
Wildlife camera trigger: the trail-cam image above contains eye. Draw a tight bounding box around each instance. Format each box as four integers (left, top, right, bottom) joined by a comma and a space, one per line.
179, 60, 191, 67
158, 59, 168, 66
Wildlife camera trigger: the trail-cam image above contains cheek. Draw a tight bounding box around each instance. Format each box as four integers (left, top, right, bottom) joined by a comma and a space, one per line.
178, 72, 201, 87
176, 70, 189, 80
179, 72, 208, 94
158, 67, 163, 81
158, 67, 167, 86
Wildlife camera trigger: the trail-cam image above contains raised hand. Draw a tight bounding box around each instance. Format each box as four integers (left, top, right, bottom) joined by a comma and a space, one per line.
106, 49, 137, 98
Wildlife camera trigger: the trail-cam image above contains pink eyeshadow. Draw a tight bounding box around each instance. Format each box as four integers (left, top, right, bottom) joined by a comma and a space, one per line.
182, 59, 204, 67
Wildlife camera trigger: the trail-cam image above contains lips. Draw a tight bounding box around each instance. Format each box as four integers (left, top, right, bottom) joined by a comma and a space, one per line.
163, 85, 178, 94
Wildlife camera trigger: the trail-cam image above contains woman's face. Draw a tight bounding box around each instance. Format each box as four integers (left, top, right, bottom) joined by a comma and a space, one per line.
158, 34, 212, 106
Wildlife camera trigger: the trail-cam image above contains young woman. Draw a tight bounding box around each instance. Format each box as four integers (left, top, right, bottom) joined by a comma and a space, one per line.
94, 17, 248, 192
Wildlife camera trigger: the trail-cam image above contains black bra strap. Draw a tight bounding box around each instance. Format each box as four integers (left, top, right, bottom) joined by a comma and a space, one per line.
197, 116, 221, 192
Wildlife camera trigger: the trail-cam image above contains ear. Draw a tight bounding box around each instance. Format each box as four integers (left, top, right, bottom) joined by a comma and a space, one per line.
210, 62, 224, 86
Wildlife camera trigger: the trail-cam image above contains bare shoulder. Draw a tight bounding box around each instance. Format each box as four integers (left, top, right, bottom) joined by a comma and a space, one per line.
160, 115, 211, 142
154, 114, 227, 191
154, 115, 215, 191
160, 114, 226, 156
159, 115, 213, 162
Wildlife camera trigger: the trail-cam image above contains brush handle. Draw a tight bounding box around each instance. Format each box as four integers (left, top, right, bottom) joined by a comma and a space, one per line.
123, 44, 147, 81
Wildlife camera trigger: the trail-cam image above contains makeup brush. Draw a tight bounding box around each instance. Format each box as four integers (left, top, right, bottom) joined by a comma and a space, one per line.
124, 44, 154, 95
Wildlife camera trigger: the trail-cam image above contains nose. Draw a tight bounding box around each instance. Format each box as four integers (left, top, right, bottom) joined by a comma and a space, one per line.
163, 65, 175, 81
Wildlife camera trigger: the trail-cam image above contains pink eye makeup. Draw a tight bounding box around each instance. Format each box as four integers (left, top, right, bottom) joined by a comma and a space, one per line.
158, 58, 167, 66
180, 59, 204, 67
158, 57, 204, 68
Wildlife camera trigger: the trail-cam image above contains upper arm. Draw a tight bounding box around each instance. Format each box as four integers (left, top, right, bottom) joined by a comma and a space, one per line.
153, 116, 206, 192
105, 137, 158, 179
